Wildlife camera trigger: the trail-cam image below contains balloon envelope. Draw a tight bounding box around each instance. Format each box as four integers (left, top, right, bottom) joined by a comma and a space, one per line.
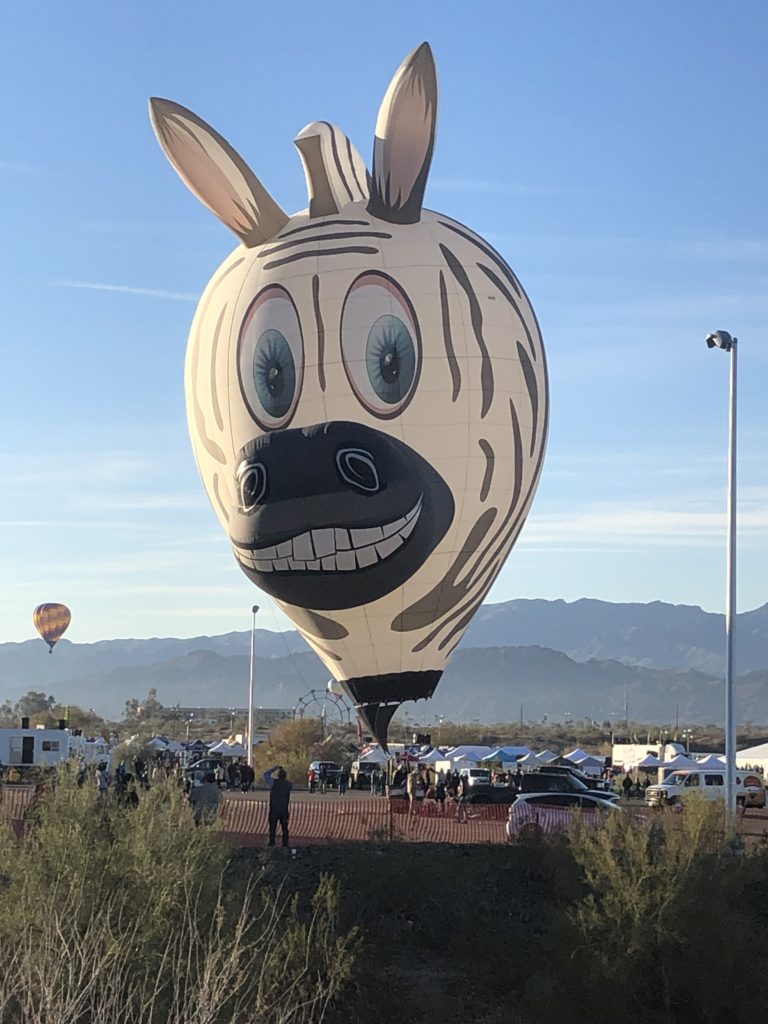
150, 43, 548, 747
33, 603, 71, 653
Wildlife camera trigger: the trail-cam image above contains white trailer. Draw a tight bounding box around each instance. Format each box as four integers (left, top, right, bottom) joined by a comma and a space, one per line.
0, 726, 111, 770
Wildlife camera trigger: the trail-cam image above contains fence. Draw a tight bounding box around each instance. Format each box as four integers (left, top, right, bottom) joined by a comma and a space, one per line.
220, 797, 511, 846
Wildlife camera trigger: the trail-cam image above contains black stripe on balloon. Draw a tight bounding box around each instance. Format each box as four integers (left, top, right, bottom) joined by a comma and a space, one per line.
517, 341, 539, 457
320, 120, 354, 202
438, 219, 522, 298
476, 261, 538, 363
277, 219, 370, 239
312, 275, 326, 392
438, 270, 461, 401
439, 243, 494, 417
260, 231, 391, 258
478, 438, 495, 501
263, 246, 379, 270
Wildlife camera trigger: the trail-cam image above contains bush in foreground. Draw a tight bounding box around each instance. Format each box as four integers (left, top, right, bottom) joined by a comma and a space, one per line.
0, 770, 357, 1024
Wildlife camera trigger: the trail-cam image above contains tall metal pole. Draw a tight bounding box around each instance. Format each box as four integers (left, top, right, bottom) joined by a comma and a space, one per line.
724, 340, 738, 824
247, 604, 259, 768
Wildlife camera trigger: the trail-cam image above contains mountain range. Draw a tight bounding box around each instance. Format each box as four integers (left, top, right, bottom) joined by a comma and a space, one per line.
2, 598, 766, 723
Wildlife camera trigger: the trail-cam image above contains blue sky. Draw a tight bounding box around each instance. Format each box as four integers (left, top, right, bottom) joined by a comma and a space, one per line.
1, 1, 766, 643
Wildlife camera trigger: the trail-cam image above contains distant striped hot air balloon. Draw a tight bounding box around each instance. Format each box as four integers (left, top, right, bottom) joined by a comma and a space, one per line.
33, 603, 71, 653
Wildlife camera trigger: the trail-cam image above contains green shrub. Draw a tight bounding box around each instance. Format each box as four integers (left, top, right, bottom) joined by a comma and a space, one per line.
0, 768, 356, 1023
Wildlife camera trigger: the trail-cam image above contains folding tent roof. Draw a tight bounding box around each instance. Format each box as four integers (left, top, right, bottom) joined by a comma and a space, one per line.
635, 753, 662, 768
564, 748, 595, 763
661, 754, 699, 769
696, 754, 726, 769
358, 746, 391, 764
537, 750, 557, 763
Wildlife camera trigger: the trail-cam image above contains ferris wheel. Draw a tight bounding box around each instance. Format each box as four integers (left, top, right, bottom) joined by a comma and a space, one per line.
292, 681, 352, 727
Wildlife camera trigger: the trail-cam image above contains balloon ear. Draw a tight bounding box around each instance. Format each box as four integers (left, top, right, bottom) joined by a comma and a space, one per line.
367, 42, 438, 225
149, 98, 289, 246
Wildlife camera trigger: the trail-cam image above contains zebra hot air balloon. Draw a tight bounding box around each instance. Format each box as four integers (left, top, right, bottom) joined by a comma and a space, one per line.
33, 603, 71, 653
149, 42, 548, 747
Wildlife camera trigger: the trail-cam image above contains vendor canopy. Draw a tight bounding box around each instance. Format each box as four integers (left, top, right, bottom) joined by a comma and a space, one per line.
661, 753, 699, 769
482, 746, 531, 762
536, 750, 557, 763
696, 754, 726, 769
358, 746, 391, 764
209, 740, 234, 755
635, 753, 662, 768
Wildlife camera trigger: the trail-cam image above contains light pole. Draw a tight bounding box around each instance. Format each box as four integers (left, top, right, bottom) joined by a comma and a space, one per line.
706, 329, 738, 825
247, 604, 260, 768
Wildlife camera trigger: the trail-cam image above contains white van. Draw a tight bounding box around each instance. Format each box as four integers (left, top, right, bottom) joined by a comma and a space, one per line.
646, 769, 765, 809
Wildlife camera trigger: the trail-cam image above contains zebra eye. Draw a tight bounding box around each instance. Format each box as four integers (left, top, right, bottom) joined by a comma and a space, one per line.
238, 286, 304, 430
341, 273, 421, 418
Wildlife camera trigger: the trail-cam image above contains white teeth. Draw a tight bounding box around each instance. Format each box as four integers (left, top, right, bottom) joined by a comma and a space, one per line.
400, 517, 416, 539
293, 532, 314, 561
382, 517, 405, 538
243, 495, 422, 574
336, 550, 356, 570
356, 546, 378, 568
376, 535, 402, 560
312, 528, 336, 558
351, 525, 384, 546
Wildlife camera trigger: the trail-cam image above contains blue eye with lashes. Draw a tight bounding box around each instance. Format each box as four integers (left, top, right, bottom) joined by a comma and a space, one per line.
365, 315, 416, 405
341, 272, 422, 418
254, 329, 296, 420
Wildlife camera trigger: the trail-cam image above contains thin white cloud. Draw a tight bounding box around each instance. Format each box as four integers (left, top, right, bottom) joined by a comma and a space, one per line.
54, 280, 198, 302
521, 504, 768, 549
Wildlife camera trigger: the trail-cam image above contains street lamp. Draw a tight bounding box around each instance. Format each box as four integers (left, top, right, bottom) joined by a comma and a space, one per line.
706, 329, 738, 825
247, 605, 260, 768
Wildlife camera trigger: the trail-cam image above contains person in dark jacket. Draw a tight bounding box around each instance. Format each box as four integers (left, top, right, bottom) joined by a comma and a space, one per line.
264, 766, 292, 847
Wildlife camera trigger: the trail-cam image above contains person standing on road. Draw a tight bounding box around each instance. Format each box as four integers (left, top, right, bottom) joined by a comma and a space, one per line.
264, 765, 292, 848
189, 772, 221, 825
406, 769, 421, 815
338, 767, 349, 795
456, 773, 471, 823
318, 765, 328, 795
307, 766, 317, 793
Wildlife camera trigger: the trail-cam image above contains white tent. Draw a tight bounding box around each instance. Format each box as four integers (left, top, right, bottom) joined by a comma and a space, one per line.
225, 742, 247, 758
635, 753, 662, 768
518, 752, 543, 766
359, 746, 392, 764
737, 742, 768, 773
147, 737, 168, 751
418, 749, 445, 763
564, 748, 597, 764
444, 746, 495, 763
537, 749, 557, 763
209, 740, 234, 755
695, 754, 726, 770
661, 753, 699, 770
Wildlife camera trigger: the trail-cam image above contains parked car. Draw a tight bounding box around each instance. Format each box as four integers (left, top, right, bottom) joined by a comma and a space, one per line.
309, 761, 342, 788
458, 767, 492, 787
537, 764, 613, 793
516, 771, 619, 801
467, 784, 518, 806
183, 757, 223, 780
645, 769, 765, 808
506, 792, 621, 839
350, 760, 382, 789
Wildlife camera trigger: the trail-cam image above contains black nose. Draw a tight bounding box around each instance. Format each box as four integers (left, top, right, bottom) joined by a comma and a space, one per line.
235, 421, 392, 510
336, 448, 380, 494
